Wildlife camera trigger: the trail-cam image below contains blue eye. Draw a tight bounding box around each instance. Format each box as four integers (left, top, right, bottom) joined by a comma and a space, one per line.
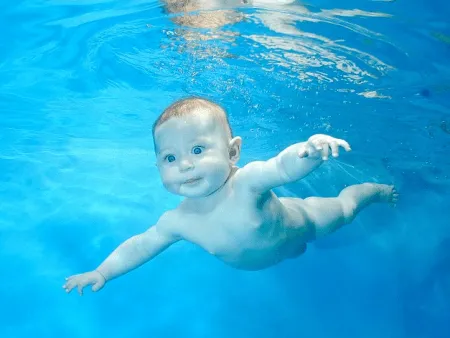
192, 146, 203, 155
166, 155, 176, 163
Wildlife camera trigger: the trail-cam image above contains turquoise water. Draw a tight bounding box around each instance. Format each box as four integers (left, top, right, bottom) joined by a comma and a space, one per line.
1, 0, 449, 337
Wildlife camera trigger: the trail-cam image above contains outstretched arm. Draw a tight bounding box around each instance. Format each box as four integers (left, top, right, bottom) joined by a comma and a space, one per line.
236, 134, 351, 194
63, 212, 180, 295
95, 222, 177, 282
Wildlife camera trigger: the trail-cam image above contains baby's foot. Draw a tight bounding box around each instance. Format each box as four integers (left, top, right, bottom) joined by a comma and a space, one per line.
376, 184, 399, 206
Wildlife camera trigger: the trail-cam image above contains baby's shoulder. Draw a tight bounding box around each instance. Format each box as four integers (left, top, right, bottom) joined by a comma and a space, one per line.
230, 166, 256, 192
157, 206, 204, 240
155, 208, 186, 235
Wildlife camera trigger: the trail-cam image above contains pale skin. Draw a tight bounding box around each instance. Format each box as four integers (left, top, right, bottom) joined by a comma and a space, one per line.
63, 110, 398, 295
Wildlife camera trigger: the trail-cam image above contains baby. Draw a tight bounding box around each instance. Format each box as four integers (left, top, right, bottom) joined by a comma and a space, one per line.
63, 97, 398, 295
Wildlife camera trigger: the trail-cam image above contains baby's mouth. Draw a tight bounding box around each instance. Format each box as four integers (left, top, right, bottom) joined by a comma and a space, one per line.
184, 177, 202, 184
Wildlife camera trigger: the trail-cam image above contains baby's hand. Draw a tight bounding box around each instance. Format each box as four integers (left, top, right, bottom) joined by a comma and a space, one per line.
63, 270, 106, 296
299, 134, 351, 160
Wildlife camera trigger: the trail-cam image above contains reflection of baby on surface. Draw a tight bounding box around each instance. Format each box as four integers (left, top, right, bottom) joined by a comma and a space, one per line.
63, 97, 398, 295
163, 0, 245, 30
162, 0, 297, 29
160, 0, 307, 58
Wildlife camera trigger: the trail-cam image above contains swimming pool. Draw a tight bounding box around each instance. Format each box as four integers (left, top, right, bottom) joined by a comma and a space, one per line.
0, 0, 449, 337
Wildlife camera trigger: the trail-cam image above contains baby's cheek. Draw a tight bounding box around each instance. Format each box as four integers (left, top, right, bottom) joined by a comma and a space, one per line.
162, 173, 176, 187
161, 166, 176, 179
201, 155, 226, 168
161, 177, 179, 194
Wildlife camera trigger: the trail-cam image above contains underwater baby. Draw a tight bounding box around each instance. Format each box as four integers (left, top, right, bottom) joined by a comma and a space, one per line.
63, 97, 397, 295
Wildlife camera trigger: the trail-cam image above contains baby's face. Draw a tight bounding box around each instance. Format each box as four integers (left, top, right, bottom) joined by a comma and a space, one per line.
154, 112, 233, 198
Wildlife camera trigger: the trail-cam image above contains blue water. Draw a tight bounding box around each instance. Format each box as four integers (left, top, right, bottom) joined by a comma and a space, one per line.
1, 0, 449, 337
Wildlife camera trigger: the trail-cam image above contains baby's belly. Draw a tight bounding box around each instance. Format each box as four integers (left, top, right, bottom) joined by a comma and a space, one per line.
217, 249, 284, 271
182, 195, 309, 270
204, 231, 297, 271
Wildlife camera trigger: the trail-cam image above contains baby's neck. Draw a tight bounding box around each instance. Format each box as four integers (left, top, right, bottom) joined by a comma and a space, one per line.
182, 193, 221, 214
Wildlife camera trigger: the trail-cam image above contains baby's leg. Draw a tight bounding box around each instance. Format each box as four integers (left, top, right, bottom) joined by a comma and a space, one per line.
304, 183, 398, 238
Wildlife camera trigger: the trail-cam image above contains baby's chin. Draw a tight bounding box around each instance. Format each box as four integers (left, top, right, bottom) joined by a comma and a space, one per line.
177, 181, 223, 198
179, 191, 210, 198
178, 187, 217, 198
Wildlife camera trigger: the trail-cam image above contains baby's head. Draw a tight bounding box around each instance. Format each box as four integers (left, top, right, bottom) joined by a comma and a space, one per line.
153, 97, 241, 198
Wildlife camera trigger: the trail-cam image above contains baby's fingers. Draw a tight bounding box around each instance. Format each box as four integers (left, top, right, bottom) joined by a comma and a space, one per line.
63, 276, 90, 296
92, 280, 105, 292
337, 139, 351, 152
63, 279, 76, 293
330, 141, 339, 158
321, 145, 330, 160
64, 274, 79, 282
77, 279, 91, 296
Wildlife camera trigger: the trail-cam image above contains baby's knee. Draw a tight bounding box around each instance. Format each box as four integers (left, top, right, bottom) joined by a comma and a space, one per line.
340, 200, 357, 223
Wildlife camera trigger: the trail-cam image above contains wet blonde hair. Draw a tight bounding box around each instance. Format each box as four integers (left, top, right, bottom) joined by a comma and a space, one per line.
152, 97, 233, 142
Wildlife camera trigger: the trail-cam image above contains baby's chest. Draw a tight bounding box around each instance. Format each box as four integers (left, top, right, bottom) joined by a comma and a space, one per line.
179, 210, 265, 254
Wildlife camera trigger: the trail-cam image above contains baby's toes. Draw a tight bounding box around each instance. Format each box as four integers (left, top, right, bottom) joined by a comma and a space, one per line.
390, 186, 399, 204
393, 192, 399, 203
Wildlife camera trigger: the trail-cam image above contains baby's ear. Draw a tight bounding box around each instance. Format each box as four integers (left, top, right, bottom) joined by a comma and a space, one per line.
228, 136, 242, 163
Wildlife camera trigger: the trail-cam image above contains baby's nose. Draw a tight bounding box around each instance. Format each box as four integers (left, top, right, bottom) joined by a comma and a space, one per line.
179, 158, 194, 172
